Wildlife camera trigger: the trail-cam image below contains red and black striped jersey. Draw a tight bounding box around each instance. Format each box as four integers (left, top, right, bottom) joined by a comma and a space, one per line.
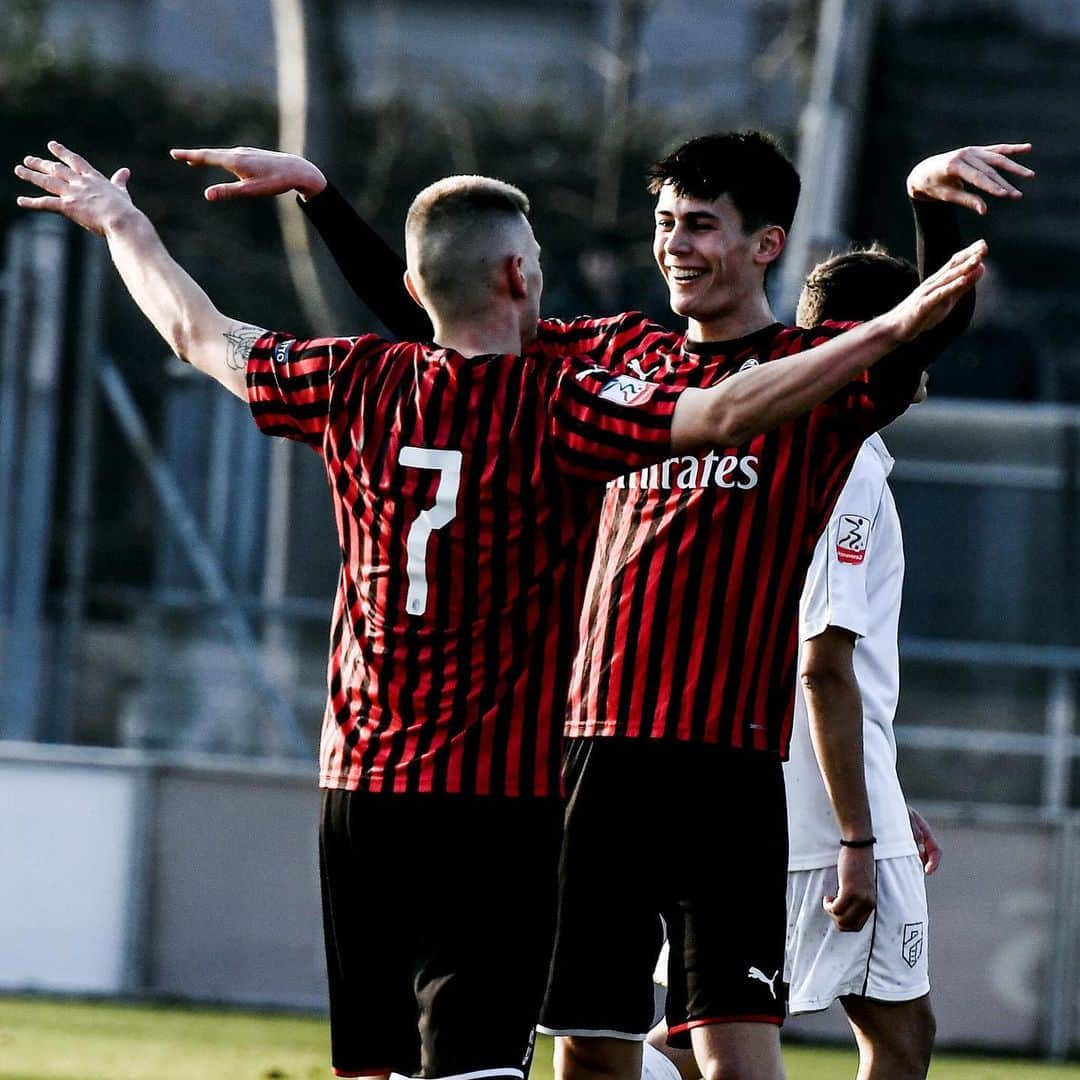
538, 319, 923, 758
246, 322, 681, 796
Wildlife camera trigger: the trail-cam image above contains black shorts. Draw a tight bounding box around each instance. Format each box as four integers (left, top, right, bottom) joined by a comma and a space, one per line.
538, 737, 788, 1047
320, 789, 563, 1078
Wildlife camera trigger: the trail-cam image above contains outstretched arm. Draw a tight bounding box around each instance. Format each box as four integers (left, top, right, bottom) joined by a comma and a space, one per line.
906, 142, 1033, 340
171, 145, 433, 341
848, 142, 1033, 407
670, 240, 985, 451
16, 142, 259, 399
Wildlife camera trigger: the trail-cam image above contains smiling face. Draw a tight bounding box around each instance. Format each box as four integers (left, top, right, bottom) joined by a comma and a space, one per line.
653, 185, 782, 340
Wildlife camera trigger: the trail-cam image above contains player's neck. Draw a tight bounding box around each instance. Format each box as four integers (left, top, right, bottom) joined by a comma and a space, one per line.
431, 312, 526, 358
686, 294, 778, 344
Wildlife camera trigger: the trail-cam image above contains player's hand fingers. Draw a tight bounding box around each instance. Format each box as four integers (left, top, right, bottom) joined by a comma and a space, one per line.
943, 239, 989, 269
909, 807, 943, 874
21, 153, 63, 176
15, 194, 64, 213
48, 140, 104, 180
950, 157, 1017, 199
14, 163, 66, 195
958, 156, 1025, 199
922, 242, 986, 288
981, 142, 1032, 157
204, 177, 270, 202
171, 147, 240, 171
923, 844, 942, 874
20, 155, 80, 186
110, 167, 131, 189
976, 150, 1035, 179
823, 894, 872, 933
171, 147, 215, 165
921, 263, 983, 310
929, 184, 987, 215
923, 262, 981, 302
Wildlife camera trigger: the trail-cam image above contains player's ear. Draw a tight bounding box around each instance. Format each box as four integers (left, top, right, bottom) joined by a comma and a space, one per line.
403, 270, 427, 310
505, 254, 528, 301
754, 225, 786, 267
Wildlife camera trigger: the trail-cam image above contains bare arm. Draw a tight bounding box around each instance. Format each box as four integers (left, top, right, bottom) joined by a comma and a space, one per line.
16, 142, 259, 400
800, 626, 876, 933
669, 240, 985, 452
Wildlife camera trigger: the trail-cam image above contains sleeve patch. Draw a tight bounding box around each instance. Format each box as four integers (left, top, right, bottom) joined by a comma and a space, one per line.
273, 339, 294, 365
836, 514, 871, 564
598, 374, 657, 407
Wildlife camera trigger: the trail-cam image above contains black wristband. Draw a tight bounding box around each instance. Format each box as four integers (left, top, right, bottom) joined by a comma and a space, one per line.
839, 836, 876, 849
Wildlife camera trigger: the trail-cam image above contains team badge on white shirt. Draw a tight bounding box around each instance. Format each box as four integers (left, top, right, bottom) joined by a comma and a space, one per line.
836, 513, 871, 564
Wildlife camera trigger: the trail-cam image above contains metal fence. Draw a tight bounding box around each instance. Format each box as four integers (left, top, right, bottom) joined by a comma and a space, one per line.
0, 220, 314, 756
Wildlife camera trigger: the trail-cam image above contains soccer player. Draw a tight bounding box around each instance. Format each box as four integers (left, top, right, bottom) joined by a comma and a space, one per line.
14, 141, 977, 1080
779, 152, 1029, 1080
173, 135, 1026, 1080
644, 248, 948, 1080
643, 146, 1027, 1080
785, 245, 941, 1080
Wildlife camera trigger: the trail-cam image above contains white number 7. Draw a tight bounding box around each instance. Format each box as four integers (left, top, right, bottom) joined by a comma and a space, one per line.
398, 446, 463, 616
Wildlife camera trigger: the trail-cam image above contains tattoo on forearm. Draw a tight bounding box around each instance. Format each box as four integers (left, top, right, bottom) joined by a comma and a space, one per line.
223, 324, 264, 371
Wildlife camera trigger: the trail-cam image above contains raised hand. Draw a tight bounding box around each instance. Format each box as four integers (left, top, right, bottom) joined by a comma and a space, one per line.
170, 146, 327, 202
907, 143, 1034, 215
886, 239, 986, 342
16, 141, 259, 400
15, 141, 136, 236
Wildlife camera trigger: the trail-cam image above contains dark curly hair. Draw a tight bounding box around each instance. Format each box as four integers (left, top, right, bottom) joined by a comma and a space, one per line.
646, 130, 800, 235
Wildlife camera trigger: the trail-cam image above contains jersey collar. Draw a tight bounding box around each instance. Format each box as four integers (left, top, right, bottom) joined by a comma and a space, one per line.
676, 322, 785, 375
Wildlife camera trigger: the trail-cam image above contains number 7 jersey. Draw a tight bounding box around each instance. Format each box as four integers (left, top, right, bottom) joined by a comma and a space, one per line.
247, 325, 681, 797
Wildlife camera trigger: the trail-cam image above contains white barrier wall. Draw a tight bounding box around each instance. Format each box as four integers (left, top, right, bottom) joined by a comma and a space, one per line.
147, 771, 325, 1007
0, 754, 138, 993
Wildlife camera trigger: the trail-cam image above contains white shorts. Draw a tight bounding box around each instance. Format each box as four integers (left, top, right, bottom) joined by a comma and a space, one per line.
785, 854, 930, 1015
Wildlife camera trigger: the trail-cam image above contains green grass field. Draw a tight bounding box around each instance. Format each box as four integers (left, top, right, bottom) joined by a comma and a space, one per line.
0, 997, 1077, 1080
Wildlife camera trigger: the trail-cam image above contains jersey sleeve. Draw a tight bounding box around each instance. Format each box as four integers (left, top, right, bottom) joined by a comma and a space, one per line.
533, 310, 678, 366
800, 322, 924, 439
812, 201, 977, 432
547, 354, 682, 483
911, 197, 975, 352
800, 447, 886, 642
246, 330, 373, 447
299, 182, 435, 342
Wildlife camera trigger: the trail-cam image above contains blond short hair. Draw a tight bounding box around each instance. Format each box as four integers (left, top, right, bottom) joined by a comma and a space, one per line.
405, 175, 532, 318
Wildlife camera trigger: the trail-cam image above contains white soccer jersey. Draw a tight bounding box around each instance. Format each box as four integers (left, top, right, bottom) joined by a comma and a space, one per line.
785, 434, 917, 870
